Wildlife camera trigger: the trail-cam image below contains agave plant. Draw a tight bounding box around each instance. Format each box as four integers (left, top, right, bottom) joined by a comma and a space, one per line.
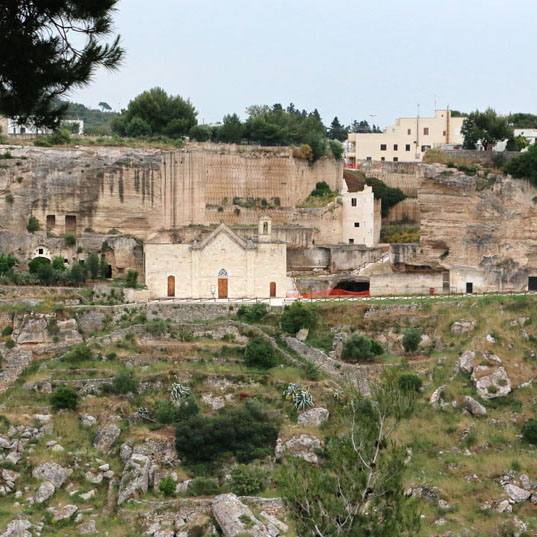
293, 390, 314, 411
171, 383, 191, 406
282, 383, 302, 400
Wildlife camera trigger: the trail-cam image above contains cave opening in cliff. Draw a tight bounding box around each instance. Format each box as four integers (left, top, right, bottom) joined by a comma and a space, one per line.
333, 280, 370, 293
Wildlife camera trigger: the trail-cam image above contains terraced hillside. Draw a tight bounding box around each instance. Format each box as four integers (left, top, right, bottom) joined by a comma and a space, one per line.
0, 290, 536, 537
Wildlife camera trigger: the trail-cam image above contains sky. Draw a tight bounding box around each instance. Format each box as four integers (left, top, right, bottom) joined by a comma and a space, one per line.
71, 0, 537, 129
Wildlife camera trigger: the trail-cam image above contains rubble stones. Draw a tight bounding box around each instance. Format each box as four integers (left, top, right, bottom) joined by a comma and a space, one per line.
275, 434, 323, 464
458, 351, 475, 373
297, 407, 329, 427
34, 481, 55, 504
46, 503, 78, 522
0, 517, 32, 537
505, 484, 531, 503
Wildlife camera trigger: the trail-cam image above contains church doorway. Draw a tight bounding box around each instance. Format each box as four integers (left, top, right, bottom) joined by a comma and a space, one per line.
270, 282, 277, 297
167, 275, 175, 297
218, 269, 229, 298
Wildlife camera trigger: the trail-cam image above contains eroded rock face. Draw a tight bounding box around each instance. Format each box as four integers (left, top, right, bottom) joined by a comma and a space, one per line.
212, 494, 270, 537
462, 396, 487, 417
117, 453, 151, 505
430, 385, 446, 408
297, 407, 329, 427
275, 434, 323, 464
472, 366, 511, 399
77, 311, 107, 334
32, 462, 69, 488
93, 423, 121, 453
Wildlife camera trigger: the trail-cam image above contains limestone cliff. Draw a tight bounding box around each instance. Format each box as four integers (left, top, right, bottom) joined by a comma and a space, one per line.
416, 164, 537, 290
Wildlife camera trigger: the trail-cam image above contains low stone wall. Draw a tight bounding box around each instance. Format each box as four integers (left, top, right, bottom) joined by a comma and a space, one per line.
370, 272, 445, 296
442, 150, 521, 165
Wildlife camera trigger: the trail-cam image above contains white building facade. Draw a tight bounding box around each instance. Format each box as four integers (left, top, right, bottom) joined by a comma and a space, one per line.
345, 110, 466, 164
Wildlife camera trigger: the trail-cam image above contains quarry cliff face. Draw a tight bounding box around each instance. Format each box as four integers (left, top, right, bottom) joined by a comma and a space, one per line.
0, 144, 342, 240
417, 164, 537, 289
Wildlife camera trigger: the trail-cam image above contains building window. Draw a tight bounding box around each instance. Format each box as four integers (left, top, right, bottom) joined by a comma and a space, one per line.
354, 222, 360, 227
423, 127, 429, 135
393, 144, 398, 151
393, 157, 398, 162
349, 239, 354, 244
380, 144, 387, 151
443, 130, 446, 136
38, 248, 43, 255
351, 198, 357, 207
421, 145, 431, 152
366, 156, 372, 161
405, 144, 411, 151
407, 128, 411, 135
381, 157, 385, 161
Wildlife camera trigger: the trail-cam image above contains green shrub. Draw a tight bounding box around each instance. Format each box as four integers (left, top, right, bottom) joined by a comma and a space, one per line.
504, 144, 537, 186
155, 396, 199, 425
175, 401, 278, 465
310, 181, 332, 197
68, 263, 86, 285
1, 326, 13, 337
27, 216, 40, 232
281, 302, 319, 334
186, 477, 219, 497
5, 338, 14, 349
125, 269, 139, 288
243, 337, 278, 369
159, 476, 177, 497
402, 328, 422, 353
147, 319, 168, 336
63, 344, 93, 363
63, 234, 76, 246
398, 374, 423, 393
28, 257, 50, 274
0, 254, 17, 275
50, 386, 79, 411
237, 303, 268, 323
230, 465, 269, 495
86, 253, 100, 280
52, 256, 66, 271
342, 334, 383, 363
111, 369, 139, 395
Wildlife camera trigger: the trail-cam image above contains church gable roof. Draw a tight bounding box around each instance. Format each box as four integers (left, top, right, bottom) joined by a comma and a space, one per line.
190, 223, 255, 251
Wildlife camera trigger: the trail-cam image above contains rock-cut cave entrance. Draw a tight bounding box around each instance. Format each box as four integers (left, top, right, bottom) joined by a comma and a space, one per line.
333, 280, 370, 293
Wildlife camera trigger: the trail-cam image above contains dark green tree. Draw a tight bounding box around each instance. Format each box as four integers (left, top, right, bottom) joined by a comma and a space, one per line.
461, 109, 513, 150
504, 144, 537, 186
243, 337, 278, 369
112, 87, 197, 138
281, 302, 319, 334
279, 375, 420, 537
188, 124, 212, 142
342, 334, 384, 363
125, 117, 151, 137
98, 101, 112, 112
99, 255, 109, 279
328, 116, 348, 141
217, 113, 245, 144
50, 385, 79, 411
86, 253, 100, 280
69, 262, 86, 285
0, 1, 123, 128
0, 254, 17, 275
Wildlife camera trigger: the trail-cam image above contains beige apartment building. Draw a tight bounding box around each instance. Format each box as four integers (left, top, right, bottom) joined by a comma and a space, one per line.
345, 110, 465, 164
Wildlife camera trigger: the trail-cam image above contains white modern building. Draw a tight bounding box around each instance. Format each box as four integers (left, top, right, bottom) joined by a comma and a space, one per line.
345, 109, 466, 164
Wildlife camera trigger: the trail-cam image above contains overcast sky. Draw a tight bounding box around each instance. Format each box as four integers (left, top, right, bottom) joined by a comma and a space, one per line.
71, 0, 537, 129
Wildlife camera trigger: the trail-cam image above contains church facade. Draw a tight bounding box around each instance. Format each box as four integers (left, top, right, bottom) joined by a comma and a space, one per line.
144, 217, 287, 299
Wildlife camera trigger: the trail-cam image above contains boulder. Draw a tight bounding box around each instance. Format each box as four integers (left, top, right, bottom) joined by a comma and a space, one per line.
32, 462, 69, 488
117, 453, 151, 505
295, 328, 309, 342
120, 442, 133, 463
78, 519, 97, 535
275, 434, 323, 464
56, 319, 83, 345
451, 320, 476, 334
46, 503, 78, 522
458, 351, 475, 373
212, 493, 270, 537
93, 423, 121, 453
85, 471, 103, 484
259, 512, 288, 534
297, 407, 329, 427
201, 393, 225, 411
34, 481, 55, 504
0, 518, 32, 537
462, 396, 487, 417
13, 316, 49, 345
429, 385, 446, 408
505, 484, 531, 503
472, 366, 511, 399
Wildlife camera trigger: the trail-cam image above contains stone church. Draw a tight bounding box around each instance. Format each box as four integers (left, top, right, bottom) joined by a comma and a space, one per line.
144, 217, 287, 299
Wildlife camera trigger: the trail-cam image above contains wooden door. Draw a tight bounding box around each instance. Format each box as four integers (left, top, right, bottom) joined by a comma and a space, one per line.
167, 275, 175, 297
270, 282, 276, 297
218, 278, 228, 298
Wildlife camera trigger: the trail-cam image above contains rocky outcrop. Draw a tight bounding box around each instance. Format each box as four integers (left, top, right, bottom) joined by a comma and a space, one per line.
93, 423, 121, 453
471, 366, 511, 399
117, 453, 151, 505
32, 462, 69, 488
0, 518, 32, 537
462, 396, 486, 417
430, 385, 446, 408
458, 350, 475, 373
505, 484, 532, 503
451, 320, 476, 335
46, 503, 78, 522
275, 434, 323, 464
34, 481, 55, 504
297, 407, 329, 426
212, 494, 270, 537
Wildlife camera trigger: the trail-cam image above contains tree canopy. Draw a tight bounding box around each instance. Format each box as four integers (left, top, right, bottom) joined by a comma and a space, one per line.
111, 87, 197, 138
0, 1, 123, 128
461, 109, 513, 150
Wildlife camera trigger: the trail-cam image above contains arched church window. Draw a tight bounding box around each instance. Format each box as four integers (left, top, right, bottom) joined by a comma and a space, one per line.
218, 268, 228, 278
